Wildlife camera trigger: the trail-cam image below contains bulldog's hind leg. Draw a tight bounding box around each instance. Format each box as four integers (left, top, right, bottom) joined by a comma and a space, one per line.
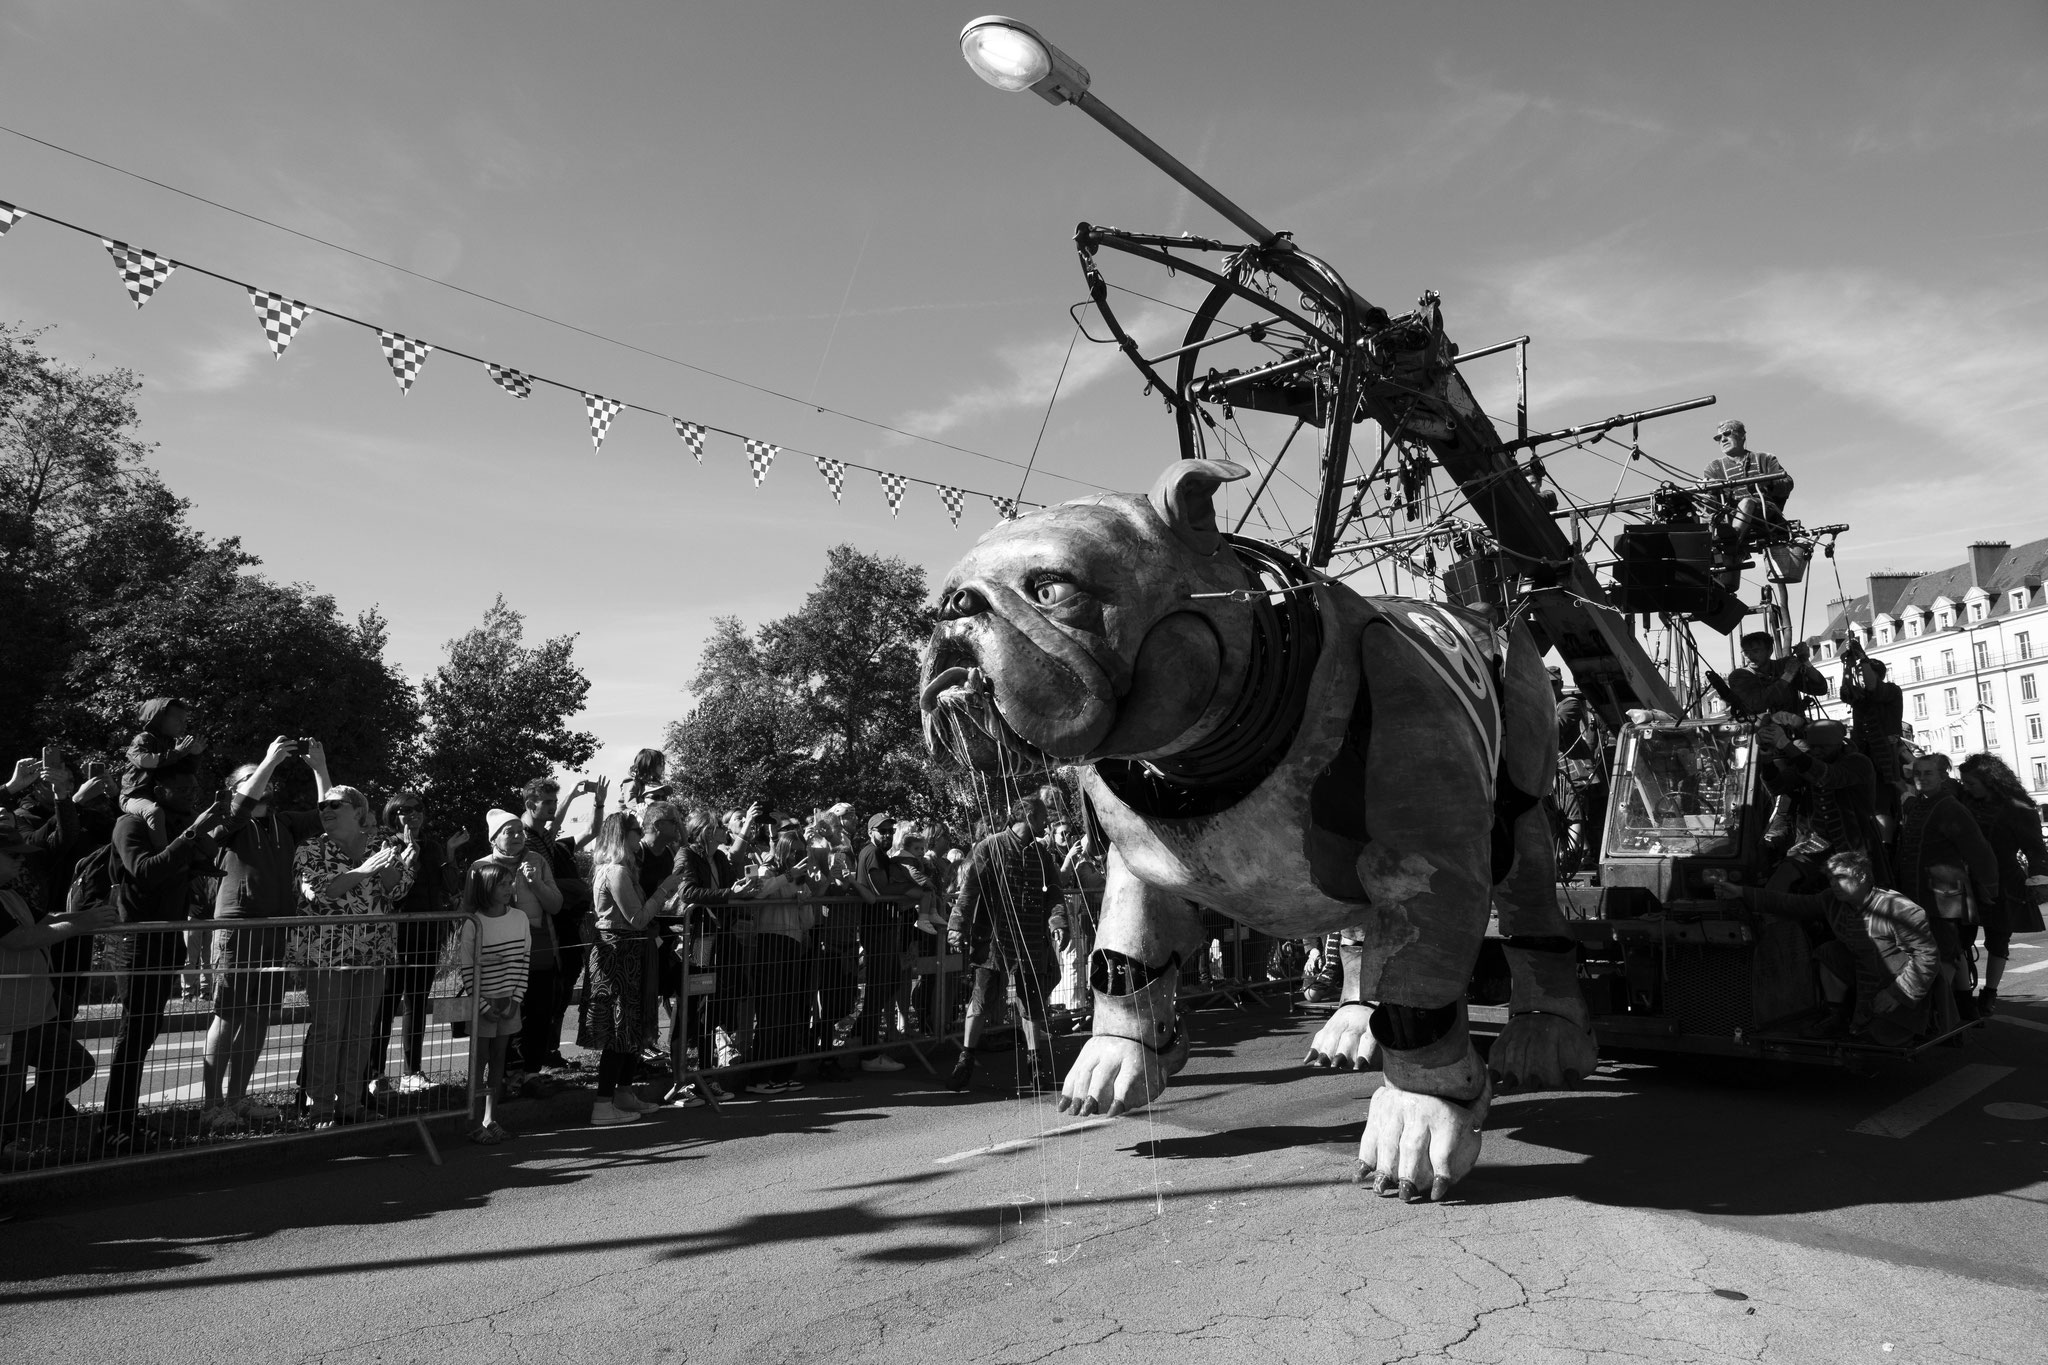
1058, 847, 1202, 1118
1490, 799, 1598, 1091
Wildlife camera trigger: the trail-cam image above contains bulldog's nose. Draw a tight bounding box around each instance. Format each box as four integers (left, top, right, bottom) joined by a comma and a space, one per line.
939, 586, 988, 621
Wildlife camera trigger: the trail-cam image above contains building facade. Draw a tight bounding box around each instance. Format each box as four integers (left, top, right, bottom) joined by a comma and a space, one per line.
1810, 538, 2048, 794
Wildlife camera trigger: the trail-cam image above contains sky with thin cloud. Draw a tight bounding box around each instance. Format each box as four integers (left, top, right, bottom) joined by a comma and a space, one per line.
1, 1, 2042, 800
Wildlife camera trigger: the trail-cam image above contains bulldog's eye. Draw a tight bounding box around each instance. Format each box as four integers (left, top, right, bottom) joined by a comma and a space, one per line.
941, 587, 987, 620
1030, 579, 1077, 607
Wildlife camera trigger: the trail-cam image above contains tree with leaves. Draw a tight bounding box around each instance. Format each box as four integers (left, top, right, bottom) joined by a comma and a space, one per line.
0, 323, 417, 791
417, 596, 597, 837
666, 545, 940, 818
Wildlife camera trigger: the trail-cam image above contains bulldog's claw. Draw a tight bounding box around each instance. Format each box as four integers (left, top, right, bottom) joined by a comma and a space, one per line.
1060, 1034, 1169, 1120
1305, 1002, 1377, 1073
1357, 1072, 1488, 1207
1492, 1012, 1599, 1092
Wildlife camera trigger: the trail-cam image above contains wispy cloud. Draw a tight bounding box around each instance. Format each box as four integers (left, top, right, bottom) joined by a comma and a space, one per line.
895, 303, 1179, 439
1493, 248, 2048, 457
160, 328, 266, 394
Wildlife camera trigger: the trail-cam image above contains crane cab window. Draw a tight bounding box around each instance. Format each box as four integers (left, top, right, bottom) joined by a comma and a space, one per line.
1605, 724, 1750, 859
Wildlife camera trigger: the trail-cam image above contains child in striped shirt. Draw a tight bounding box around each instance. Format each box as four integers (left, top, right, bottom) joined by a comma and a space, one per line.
454, 863, 530, 1144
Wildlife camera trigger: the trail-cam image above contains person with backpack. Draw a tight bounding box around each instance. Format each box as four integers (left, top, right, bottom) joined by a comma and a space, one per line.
0, 811, 109, 1156
9, 751, 117, 1028
104, 767, 228, 1154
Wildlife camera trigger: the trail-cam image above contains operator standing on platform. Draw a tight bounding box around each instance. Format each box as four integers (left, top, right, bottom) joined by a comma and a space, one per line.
1721, 632, 1826, 720
1838, 640, 1907, 821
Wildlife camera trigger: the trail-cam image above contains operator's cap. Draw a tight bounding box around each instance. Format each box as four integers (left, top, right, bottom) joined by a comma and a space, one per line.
867, 811, 897, 834
1804, 719, 1848, 744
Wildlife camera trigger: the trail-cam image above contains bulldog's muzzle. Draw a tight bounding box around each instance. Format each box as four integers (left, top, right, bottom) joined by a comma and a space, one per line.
919, 590, 1119, 770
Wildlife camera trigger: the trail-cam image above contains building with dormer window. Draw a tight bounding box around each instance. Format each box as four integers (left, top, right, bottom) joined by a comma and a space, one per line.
1813, 539, 2048, 796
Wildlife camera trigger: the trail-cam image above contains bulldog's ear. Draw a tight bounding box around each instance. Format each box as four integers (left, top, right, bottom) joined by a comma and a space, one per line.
1149, 460, 1250, 556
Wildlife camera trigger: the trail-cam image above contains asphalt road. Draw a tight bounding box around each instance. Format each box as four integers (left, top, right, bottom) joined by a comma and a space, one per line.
4, 946, 2048, 1364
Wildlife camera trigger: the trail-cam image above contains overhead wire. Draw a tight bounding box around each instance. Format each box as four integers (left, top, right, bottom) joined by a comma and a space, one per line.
5, 195, 1053, 508
0, 121, 1119, 492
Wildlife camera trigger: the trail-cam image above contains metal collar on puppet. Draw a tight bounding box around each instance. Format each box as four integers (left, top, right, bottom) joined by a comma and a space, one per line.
1118, 536, 1325, 791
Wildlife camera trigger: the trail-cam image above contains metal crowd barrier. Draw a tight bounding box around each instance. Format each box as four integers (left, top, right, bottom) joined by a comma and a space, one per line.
0, 911, 480, 1173
642, 898, 968, 1096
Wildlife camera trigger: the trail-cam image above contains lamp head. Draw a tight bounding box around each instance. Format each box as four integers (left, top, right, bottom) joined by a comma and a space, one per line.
960, 15, 1090, 106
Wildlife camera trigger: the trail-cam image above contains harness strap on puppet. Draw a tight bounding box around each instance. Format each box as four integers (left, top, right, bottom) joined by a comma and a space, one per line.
1090, 947, 1182, 997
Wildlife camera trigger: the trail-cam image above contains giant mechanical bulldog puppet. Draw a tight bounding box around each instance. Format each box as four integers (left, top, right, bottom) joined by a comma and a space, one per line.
919, 458, 1598, 1203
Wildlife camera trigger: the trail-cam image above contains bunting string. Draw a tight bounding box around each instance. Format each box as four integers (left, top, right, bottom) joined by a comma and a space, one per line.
0, 192, 1048, 524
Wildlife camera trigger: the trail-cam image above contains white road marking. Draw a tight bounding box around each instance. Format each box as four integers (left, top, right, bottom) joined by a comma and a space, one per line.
1984, 1102, 2048, 1120
1995, 1015, 2048, 1034
1851, 1064, 2016, 1138
935, 1117, 1113, 1165
2004, 957, 2048, 975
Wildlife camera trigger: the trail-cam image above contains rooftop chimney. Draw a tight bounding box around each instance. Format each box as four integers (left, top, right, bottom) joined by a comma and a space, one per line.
1867, 572, 1916, 619
1969, 541, 2010, 590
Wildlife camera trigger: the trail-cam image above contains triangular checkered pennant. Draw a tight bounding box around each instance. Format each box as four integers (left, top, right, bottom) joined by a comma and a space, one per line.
990, 495, 1019, 521
377, 330, 433, 393
674, 419, 705, 462
102, 239, 177, 308
744, 438, 778, 487
936, 485, 965, 527
814, 456, 846, 502
584, 393, 623, 452
487, 364, 532, 398
0, 201, 25, 236
879, 470, 908, 517
246, 289, 312, 358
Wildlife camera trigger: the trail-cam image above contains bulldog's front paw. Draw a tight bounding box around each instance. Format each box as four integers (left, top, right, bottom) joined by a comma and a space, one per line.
1490, 1010, 1597, 1091
1058, 1035, 1170, 1117
1304, 1002, 1377, 1070
1356, 1074, 1489, 1202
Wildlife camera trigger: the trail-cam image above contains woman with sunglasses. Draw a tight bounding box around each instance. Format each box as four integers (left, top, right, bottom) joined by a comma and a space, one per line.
200, 736, 334, 1136
293, 784, 414, 1127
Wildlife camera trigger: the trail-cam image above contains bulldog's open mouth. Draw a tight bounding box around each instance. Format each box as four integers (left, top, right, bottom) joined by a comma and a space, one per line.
920, 664, 1057, 776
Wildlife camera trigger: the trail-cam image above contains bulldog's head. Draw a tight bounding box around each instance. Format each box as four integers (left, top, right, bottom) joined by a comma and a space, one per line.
920, 460, 1259, 775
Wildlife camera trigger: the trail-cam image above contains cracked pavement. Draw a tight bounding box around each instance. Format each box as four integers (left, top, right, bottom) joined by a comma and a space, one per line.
4, 976, 2047, 1364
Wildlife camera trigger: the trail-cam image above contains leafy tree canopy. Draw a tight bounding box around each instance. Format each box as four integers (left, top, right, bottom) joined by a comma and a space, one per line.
666, 544, 941, 820
417, 595, 597, 837
0, 323, 418, 793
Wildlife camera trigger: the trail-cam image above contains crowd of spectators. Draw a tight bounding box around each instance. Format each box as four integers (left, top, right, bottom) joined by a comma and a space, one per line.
0, 714, 1118, 1158
1692, 632, 2048, 1043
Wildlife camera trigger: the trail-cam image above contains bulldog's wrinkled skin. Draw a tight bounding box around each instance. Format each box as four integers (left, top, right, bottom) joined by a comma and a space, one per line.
921, 460, 1596, 1202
